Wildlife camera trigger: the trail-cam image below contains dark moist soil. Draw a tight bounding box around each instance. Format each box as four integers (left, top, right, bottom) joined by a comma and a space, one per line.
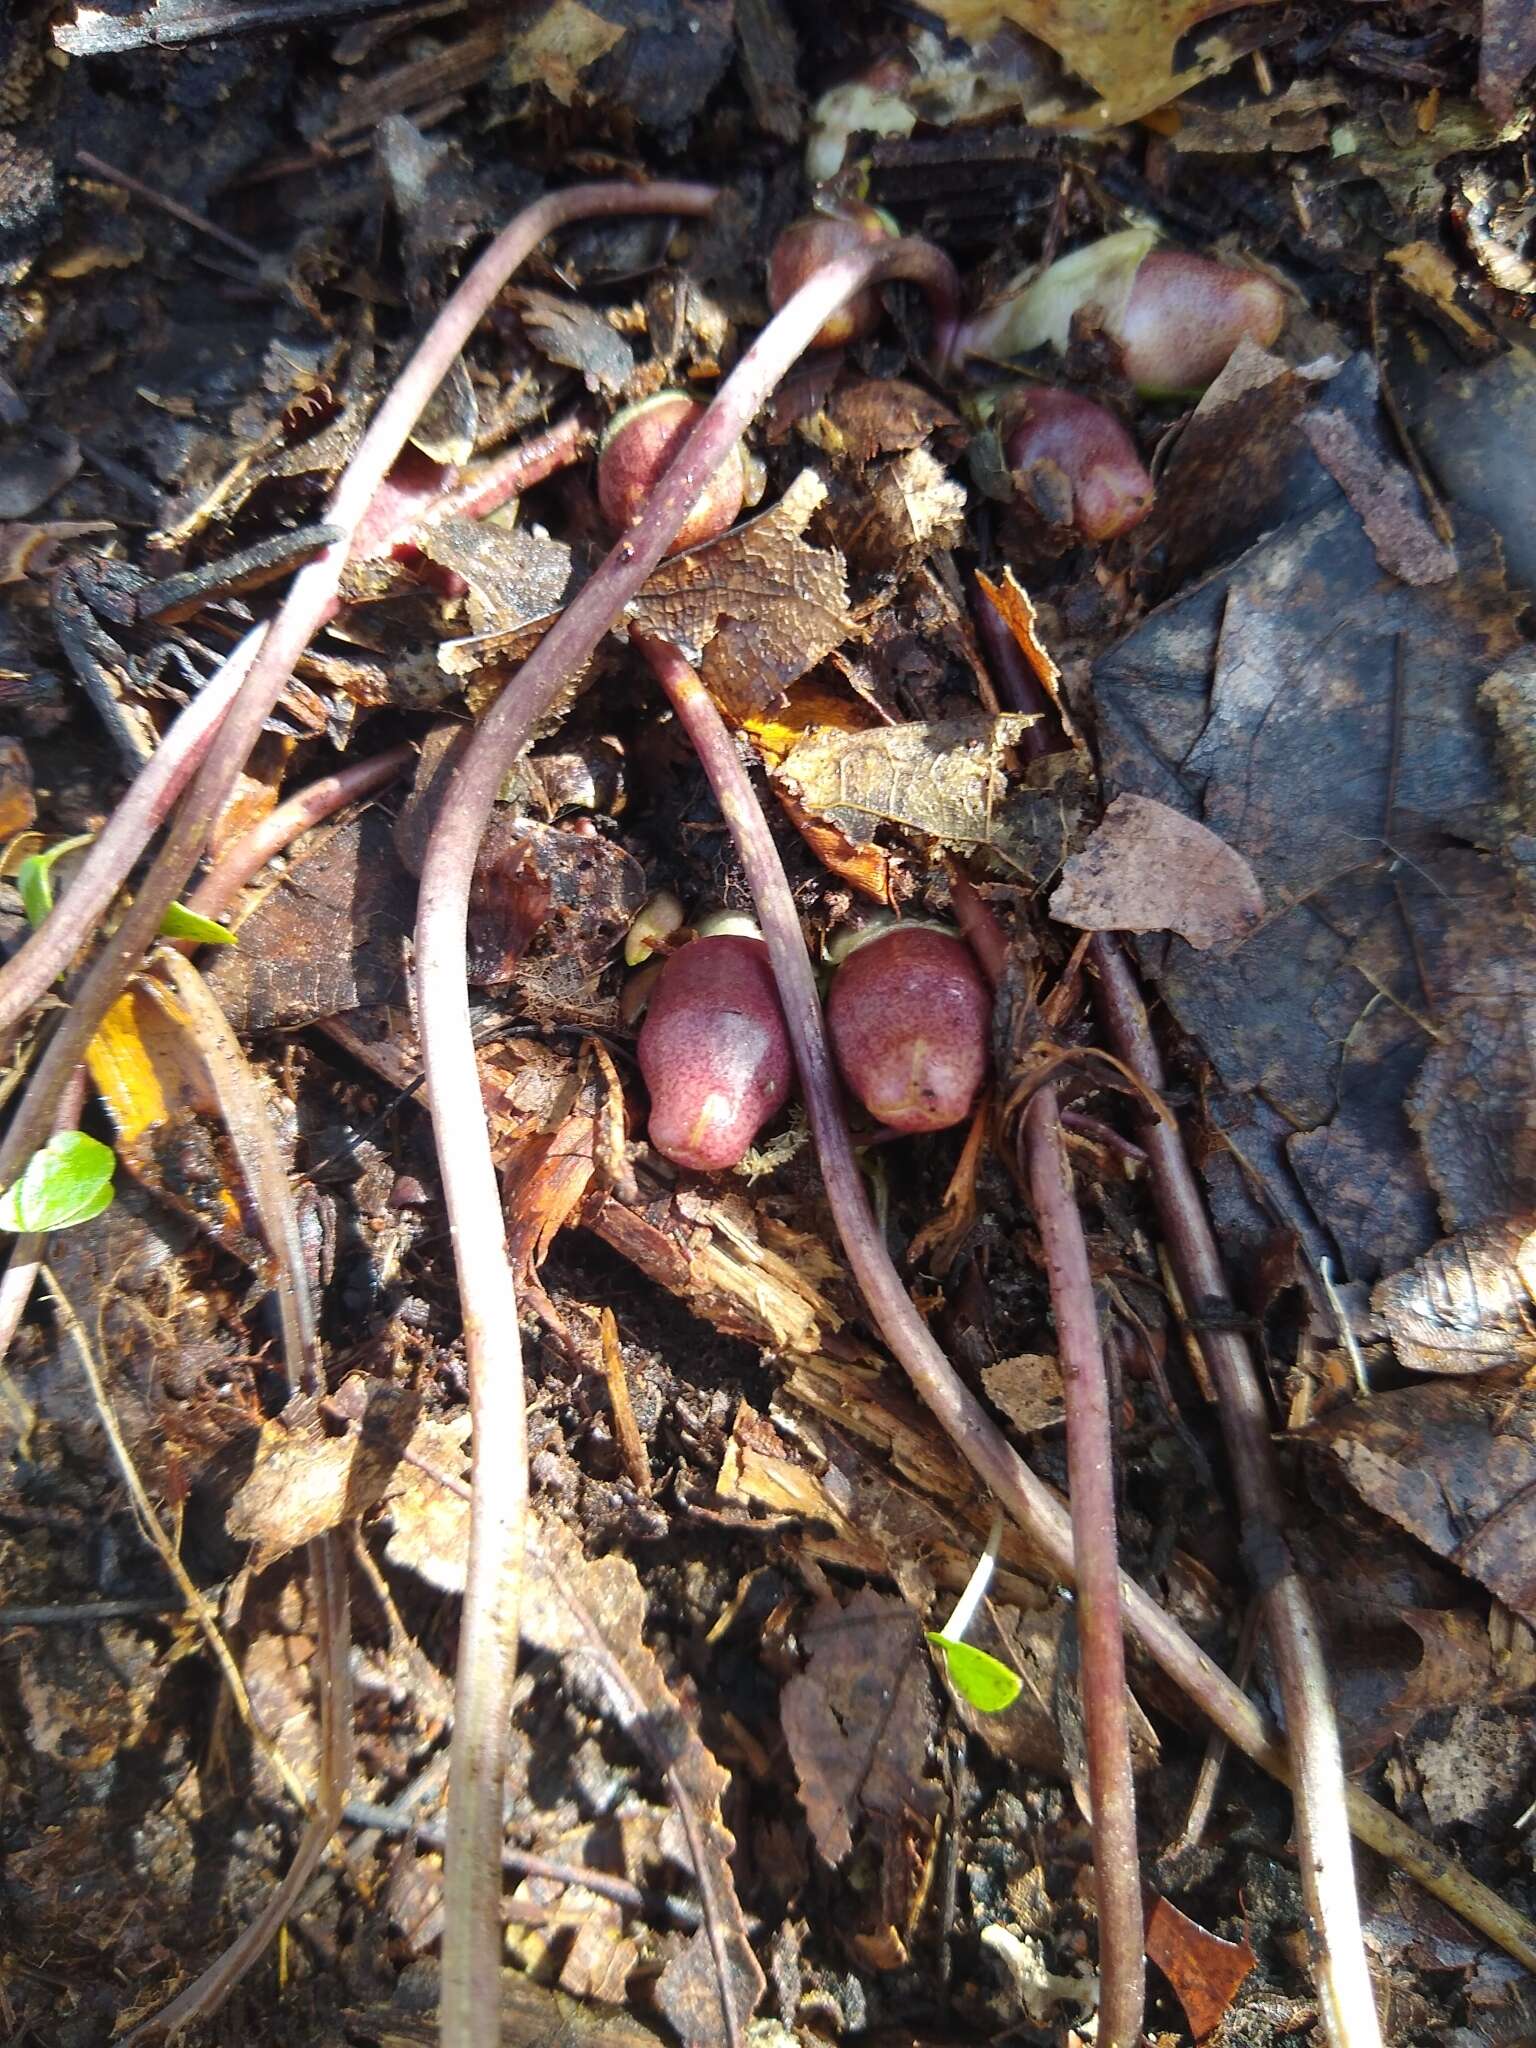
3, 5, 1536, 2047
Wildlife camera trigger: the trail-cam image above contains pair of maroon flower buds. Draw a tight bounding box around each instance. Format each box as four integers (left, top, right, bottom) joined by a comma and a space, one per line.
637, 921, 988, 1173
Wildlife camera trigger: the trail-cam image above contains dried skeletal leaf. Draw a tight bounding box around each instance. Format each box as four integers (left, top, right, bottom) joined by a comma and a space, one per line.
631, 469, 848, 717
522, 1510, 765, 2048
776, 712, 1071, 881
1048, 793, 1264, 948
1373, 1214, 1536, 1375
781, 1585, 940, 1868
841, 447, 968, 574
1145, 1894, 1256, 2040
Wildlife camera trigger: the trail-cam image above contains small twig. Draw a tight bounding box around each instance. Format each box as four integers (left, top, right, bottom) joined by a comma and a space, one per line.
0, 1597, 185, 1626
1318, 1257, 1370, 1401
1177, 1602, 1261, 1853
1091, 936, 1381, 2048
412, 228, 958, 2048
183, 743, 414, 922
339, 1800, 704, 1930
75, 149, 265, 268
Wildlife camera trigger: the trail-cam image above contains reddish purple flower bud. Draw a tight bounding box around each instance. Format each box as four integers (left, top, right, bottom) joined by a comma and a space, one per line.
1002, 386, 1153, 540
597, 391, 744, 556
960, 227, 1288, 397
767, 202, 898, 350
1116, 249, 1286, 396
827, 924, 989, 1134
637, 934, 793, 1172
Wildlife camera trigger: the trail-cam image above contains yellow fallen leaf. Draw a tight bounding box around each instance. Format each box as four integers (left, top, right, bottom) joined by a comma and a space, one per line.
925, 0, 1283, 128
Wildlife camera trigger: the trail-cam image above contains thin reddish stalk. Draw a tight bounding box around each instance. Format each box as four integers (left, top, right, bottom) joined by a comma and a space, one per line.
184, 745, 413, 920
0, 624, 265, 1046
974, 571, 1382, 2043
414, 410, 593, 531
412, 233, 959, 2048
1090, 936, 1381, 2048
1023, 1096, 1144, 2036
0, 181, 718, 1199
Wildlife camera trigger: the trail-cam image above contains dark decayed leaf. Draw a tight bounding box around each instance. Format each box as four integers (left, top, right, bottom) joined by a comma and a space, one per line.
202, 810, 414, 1033
467, 813, 644, 992
1095, 498, 1527, 1282
415, 518, 577, 637
514, 287, 634, 395
781, 1586, 940, 1869
226, 1381, 421, 1566
1305, 1381, 1536, 1623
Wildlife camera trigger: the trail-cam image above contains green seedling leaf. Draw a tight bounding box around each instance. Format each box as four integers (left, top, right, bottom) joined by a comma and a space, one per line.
925, 1633, 1023, 1713
16, 834, 96, 928
158, 903, 237, 946
14, 835, 234, 947
0, 1131, 116, 1233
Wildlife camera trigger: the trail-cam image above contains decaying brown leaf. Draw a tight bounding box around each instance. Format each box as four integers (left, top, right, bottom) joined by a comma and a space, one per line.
1305, 1381, 1536, 1623
415, 518, 577, 635
775, 711, 1074, 882
982, 1352, 1067, 1434
503, 0, 627, 105
781, 1585, 942, 1875
448, 471, 847, 716
1374, 1214, 1536, 1376
1049, 793, 1263, 949
1145, 1894, 1257, 2040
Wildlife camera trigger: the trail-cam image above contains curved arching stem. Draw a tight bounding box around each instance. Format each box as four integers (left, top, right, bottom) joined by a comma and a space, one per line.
412, 233, 960, 2048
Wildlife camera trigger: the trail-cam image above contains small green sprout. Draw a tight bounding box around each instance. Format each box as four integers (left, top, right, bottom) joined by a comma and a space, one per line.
16, 836, 235, 945
925, 1512, 1022, 1713
0, 1131, 116, 1233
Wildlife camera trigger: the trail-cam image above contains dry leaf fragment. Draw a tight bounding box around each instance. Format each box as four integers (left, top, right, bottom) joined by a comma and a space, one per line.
781, 1585, 941, 1868
226, 1381, 420, 1565
503, 0, 627, 104
776, 712, 1070, 881
1299, 406, 1457, 586
1145, 1894, 1257, 2040
1374, 1213, 1536, 1376
1305, 1381, 1536, 1623
1048, 793, 1264, 948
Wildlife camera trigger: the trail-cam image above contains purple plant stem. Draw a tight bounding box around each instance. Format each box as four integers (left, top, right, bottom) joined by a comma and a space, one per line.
643, 635, 1141, 2041
411, 232, 960, 2048
0, 624, 265, 1047
417, 409, 593, 531
1090, 936, 1381, 2048
0, 182, 717, 1205
183, 744, 414, 920
1023, 1083, 1144, 2038
974, 571, 1382, 2042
